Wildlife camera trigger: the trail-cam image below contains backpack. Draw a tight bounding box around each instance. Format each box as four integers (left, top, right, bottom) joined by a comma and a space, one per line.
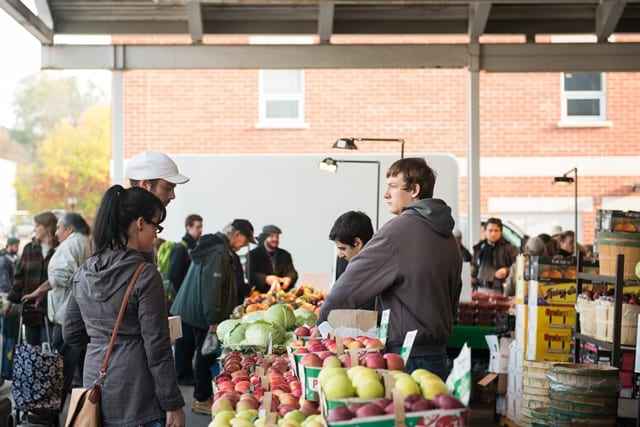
156, 240, 187, 308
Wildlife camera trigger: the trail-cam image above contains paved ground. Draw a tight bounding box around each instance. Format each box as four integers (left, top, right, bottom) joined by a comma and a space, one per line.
181, 385, 211, 427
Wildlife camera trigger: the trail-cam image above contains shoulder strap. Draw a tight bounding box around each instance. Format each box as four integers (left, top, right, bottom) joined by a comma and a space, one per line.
88, 262, 145, 402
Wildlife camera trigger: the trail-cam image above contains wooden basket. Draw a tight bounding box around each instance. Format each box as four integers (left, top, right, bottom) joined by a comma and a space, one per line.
597, 231, 640, 280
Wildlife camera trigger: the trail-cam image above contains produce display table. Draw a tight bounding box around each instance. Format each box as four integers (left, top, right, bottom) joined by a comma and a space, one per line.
447, 325, 497, 350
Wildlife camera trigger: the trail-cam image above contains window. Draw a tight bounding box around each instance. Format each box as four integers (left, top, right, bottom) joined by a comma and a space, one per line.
561, 72, 607, 123
259, 70, 305, 126
250, 36, 312, 128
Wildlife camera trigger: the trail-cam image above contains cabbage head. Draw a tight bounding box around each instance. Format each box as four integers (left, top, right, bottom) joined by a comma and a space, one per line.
244, 321, 275, 347
225, 323, 248, 345
294, 308, 317, 327
265, 304, 296, 331
242, 311, 265, 323
217, 319, 241, 341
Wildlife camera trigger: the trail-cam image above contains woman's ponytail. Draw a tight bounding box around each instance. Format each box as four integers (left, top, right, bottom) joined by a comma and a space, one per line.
93, 185, 126, 253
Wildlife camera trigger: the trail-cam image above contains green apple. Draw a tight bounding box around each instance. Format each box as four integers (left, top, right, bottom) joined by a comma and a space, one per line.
236, 409, 259, 422
394, 376, 421, 398
323, 374, 356, 399
284, 410, 306, 425
323, 356, 342, 369
213, 399, 234, 415
346, 366, 372, 381
213, 411, 237, 427
231, 418, 255, 427
356, 378, 385, 399
411, 369, 440, 383
254, 417, 266, 427
419, 377, 449, 400
318, 367, 347, 387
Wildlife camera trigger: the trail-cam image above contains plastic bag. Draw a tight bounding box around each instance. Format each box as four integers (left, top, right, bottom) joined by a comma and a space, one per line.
201, 332, 219, 357
446, 343, 471, 406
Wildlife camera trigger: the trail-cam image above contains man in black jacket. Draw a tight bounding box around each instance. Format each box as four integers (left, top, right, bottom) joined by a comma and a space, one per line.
319, 158, 462, 379
170, 214, 203, 385
249, 225, 298, 293
471, 217, 518, 293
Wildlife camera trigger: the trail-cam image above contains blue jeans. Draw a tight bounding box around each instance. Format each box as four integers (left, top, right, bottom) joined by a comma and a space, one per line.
141, 420, 164, 427
405, 352, 450, 381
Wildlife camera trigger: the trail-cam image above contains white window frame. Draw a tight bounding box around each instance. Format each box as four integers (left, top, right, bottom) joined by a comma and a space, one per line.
258, 70, 306, 128
250, 36, 312, 129
560, 72, 607, 124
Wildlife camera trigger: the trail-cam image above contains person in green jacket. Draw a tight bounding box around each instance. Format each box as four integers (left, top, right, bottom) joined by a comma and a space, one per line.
170, 219, 254, 415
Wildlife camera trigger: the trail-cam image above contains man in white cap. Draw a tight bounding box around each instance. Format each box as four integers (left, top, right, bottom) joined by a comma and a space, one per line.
125, 151, 190, 206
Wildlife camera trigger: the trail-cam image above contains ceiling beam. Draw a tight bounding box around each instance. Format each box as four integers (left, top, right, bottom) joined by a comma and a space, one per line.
41, 43, 640, 72
34, 0, 53, 29
596, 0, 627, 42
0, 0, 53, 44
468, 1, 492, 42
318, 1, 335, 44
186, 0, 204, 43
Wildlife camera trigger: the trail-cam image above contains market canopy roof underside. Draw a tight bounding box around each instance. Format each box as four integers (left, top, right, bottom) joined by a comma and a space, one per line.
2, 0, 640, 70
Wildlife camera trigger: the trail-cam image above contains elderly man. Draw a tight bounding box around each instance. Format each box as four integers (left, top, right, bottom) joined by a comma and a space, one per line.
249, 225, 298, 293
0, 238, 19, 293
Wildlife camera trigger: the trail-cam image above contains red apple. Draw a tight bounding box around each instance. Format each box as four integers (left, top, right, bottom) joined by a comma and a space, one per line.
383, 353, 405, 371
300, 354, 323, 368
365, 353, 386, 369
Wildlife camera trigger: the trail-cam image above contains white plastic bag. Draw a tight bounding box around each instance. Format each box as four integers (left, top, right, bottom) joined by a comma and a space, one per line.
201, 332, 219, 357
446, 343, 471, 406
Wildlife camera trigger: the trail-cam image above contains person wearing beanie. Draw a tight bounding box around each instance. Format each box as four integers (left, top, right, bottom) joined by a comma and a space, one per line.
249, 225, 298, 293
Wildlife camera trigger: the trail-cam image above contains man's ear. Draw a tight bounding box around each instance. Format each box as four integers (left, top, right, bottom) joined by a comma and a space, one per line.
136, 217, 145, 231
139, 180, 153, 191
354, 237, 363, 250
410, 183, 421, 199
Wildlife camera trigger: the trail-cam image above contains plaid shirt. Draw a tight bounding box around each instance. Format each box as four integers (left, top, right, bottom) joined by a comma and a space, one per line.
8, 239, 56, 327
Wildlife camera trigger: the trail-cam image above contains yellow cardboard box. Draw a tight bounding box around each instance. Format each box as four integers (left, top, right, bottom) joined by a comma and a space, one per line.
528, 281, 577, 306
526, 328, 573, 362
528, 306, 576, 330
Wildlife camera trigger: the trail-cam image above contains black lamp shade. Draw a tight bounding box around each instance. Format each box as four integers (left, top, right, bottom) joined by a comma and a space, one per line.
333, 138, 358, 150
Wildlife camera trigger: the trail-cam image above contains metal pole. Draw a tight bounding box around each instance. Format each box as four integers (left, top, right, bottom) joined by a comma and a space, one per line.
574, 168, 578, 256
376, 161, 381, 230
468, 45, 482, 250
400, 140, 405, 159
111, 71, 125, 185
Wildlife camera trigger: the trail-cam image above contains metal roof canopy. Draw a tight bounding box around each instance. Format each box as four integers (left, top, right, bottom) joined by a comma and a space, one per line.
3, 0, 639, 250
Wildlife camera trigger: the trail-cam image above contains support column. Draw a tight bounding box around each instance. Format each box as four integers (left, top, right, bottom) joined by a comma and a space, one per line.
111, 71, 124, 185
467, 44, 481, 249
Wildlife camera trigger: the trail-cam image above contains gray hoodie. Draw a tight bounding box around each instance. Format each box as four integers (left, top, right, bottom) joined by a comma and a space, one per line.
319, 198, 462, 355
64, 248, 184, 427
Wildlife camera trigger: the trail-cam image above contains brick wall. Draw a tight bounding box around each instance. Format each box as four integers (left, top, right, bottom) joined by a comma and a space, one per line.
117, 36, 640, 243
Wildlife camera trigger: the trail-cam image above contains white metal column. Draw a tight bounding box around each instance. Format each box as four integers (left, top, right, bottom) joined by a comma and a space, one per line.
467, 44, 481, 249
111, 71, 124, 185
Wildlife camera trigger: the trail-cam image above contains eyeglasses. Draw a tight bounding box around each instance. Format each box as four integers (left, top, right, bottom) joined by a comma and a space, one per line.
146, 220, 164, 234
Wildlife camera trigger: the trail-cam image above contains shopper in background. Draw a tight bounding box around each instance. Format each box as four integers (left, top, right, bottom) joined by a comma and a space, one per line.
319, 158, 462, 379
249, 225, 298, 293
22, 213, 92, 405
64, 185, 185, 427
471, 217, 518, 294
171, 219, 254, 415
538, 233, 559, 256
505, 236, 546, 296
0, 238, 19, 293
170, 214, 203, 386
8, 212, 58, 345
328, 211, 375, 309
453, 229, 472, 263
557, 230, 576, 257
126, 151, 190, 207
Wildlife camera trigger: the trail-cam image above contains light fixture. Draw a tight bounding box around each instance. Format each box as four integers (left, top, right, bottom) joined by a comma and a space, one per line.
319, 157, 338, 173
552, 167, 578, 257
318, 157, 381, 230
332, 137, 406, 159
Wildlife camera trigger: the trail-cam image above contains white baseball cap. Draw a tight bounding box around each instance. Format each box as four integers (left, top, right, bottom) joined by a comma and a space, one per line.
125, 151, 190, 184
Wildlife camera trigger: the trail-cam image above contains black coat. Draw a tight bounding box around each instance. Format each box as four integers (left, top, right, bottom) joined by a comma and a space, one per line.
248, 245, 298, 292
168, 233, 198, 293
471, 238, 518, 290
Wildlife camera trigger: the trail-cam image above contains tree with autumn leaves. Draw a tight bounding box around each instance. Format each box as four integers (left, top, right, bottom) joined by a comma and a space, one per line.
15, 106, 111, 219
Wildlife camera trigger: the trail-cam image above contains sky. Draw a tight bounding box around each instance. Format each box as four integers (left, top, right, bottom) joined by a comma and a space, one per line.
0, 4, 111, 129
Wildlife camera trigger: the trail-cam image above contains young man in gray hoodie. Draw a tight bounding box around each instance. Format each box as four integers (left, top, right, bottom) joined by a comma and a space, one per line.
318, 158, 462, 380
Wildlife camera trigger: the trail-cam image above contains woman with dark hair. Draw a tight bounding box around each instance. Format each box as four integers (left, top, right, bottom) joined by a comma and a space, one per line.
8, 211, 58, 345
63, 185, 185, 427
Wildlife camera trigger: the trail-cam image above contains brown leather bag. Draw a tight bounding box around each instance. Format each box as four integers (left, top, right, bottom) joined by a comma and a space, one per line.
65, 263, 145, 427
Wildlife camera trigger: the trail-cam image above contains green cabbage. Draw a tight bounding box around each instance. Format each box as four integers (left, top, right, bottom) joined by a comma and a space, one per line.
294, 308, 318, 327
217, 319, 241, 342
244, 321, 274, 347
264, 304, 296, 331
241, 311, 265, 323
225, 323, 248, 345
